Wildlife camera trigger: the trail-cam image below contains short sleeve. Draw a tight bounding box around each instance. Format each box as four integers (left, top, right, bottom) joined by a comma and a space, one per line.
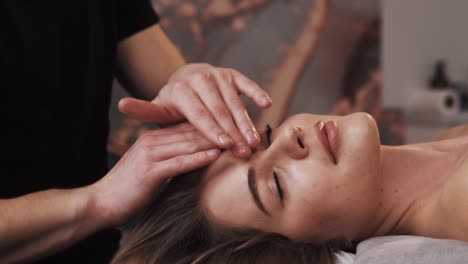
116, 0, 160, 41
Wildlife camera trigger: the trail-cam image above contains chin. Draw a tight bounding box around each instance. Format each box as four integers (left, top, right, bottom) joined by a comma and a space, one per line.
341, 112, 381, 173
345, 112, 380, 143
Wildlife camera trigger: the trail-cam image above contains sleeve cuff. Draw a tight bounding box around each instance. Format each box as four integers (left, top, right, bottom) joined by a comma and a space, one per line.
116, 0, 160, 41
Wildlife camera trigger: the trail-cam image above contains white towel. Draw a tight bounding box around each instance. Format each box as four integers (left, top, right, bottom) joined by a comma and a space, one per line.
335, 250, 355, 264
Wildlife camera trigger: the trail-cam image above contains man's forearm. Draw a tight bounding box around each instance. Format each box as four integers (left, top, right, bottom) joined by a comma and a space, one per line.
0, 187, 104, 263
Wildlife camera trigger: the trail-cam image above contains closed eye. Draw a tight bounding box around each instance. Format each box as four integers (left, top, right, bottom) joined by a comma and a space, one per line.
273, 171, 284, 201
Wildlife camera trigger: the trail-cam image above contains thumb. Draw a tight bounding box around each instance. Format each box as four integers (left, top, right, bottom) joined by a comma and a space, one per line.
118, 97, 181, 124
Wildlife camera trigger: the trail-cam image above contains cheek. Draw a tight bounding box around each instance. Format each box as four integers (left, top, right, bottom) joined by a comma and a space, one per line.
337, 133, 381, 218
282, 192, 348, 242
288, 163, 335, 208
330, 147, 382, 234
283, 173, 339, 239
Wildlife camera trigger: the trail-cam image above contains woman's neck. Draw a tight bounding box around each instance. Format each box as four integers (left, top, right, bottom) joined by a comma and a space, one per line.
369, 137, 466, 239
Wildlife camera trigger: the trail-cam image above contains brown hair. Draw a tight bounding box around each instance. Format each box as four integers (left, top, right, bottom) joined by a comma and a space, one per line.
112, 169, 350, 264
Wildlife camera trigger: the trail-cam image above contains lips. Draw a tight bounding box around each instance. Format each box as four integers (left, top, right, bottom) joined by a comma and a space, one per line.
314, 121, 338, 164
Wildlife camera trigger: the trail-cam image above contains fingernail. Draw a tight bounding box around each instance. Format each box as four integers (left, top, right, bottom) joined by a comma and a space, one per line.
207, 149, 220, 157
218, 134, 233, 146
260, 95, 272, 106
245, 129, 260, 145
235, 143, 251, 156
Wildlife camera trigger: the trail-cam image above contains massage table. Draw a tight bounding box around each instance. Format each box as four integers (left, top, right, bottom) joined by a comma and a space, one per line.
336, 235, 468, 264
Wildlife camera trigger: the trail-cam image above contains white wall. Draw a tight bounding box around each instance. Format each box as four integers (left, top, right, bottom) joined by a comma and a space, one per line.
383, 0, 468, 108
383, 0, 468, 142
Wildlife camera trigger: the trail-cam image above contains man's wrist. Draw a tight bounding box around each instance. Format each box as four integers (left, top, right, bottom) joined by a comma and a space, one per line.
76, 185, 111, 232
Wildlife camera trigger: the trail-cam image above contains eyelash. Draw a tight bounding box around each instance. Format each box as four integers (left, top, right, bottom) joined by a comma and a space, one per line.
273, 172, 284, 201
266, 124, 284, 201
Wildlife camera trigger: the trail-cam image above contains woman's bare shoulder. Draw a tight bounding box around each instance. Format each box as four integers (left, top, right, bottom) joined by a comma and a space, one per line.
436, 124, 468, 141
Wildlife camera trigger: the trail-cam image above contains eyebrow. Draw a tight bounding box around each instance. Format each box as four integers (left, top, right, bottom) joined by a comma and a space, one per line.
247, 167, 270, 216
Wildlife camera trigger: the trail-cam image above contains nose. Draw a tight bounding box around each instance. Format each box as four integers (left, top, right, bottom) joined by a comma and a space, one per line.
266, 125, 309, 160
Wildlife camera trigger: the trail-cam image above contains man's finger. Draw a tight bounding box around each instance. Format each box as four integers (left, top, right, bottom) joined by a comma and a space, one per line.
173, 82, 234, 148
153, 149, 221, 180
212, 70, 260, 148
149, 135, 217, 161
139, 122, 195, 138
229, 69, 272, 109
118, 97, 178, 124
142, 128, 216, 152
189, 73, 251, 157
136, 123, 216, 158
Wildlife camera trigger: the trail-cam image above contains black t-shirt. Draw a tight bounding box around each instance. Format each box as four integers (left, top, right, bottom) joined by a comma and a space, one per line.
0, 0, 159, 262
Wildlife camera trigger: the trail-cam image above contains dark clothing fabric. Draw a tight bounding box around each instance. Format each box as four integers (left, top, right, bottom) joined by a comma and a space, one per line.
0, 0, 159, 262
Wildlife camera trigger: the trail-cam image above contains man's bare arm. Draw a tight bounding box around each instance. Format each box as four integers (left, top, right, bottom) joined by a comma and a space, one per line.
0, 187, 100, 263
116, 24, 186, 100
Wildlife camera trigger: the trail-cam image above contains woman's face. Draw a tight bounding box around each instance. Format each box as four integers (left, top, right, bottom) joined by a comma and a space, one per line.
200, 113, 382, 242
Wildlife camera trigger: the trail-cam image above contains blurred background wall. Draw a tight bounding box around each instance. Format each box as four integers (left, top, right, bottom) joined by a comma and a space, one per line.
110, 0, 468, 156
108, 0, 392, 157
383, 0, 468, 142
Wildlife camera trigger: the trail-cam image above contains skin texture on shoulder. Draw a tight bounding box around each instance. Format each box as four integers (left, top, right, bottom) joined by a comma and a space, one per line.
439, 131, 468, 241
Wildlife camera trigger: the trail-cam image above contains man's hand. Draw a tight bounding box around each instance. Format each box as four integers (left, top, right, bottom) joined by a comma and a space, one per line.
0, 123, 219, 262
118, 63, 272, 158
89, 123, 220, 227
